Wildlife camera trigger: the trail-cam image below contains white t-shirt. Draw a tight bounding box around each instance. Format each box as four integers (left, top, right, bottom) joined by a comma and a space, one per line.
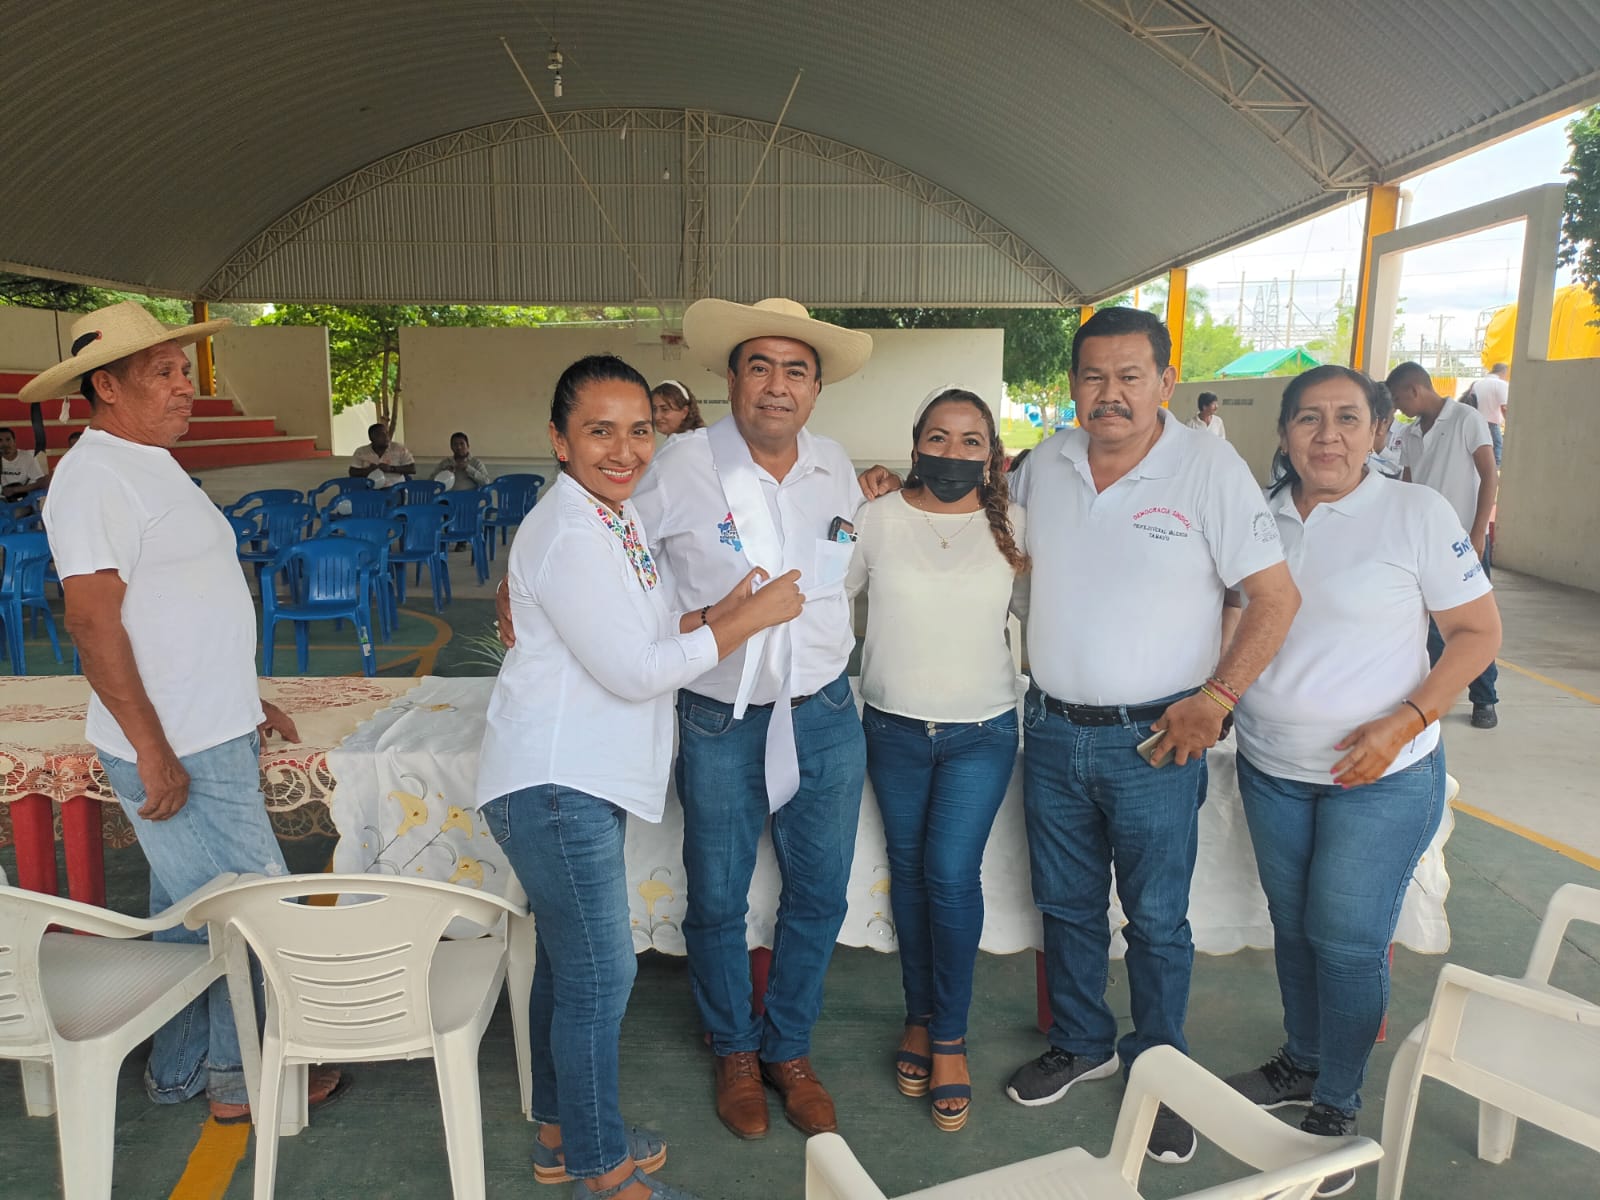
846, 492, 1026, 723
1186, 414, 1226, 439
1, 449, 46, 494
1400, 400, 1493, 532
1012, 415, 1284, 705
43, 428, 262, 761
1472, 375, 1508, 424
475, 473, 717, 819
1236, 473, 1492, 783
350, 441, 415, 487
631, 421, 861, 704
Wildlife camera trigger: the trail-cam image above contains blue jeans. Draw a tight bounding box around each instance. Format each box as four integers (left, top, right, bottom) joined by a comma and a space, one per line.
1021, 685, 1207, 1069
1427, 557, 1497, 705
675, 670, 866, 1062
99, 731, 286, 1106
1236, 747, 1447, 1114
863, 705, 1017, 1043
481, 786, 636, 1180
1488, 422, 1502, 466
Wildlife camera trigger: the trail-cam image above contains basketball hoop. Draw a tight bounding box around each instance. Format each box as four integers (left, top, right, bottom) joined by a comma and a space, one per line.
660, 330, 685, 360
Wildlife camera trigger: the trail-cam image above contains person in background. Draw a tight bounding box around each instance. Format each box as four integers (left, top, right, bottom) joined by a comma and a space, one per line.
846, 386, 1027, 1133
650, 379, 706, 439
1364, 383, 1403, 479
349, 421, 415, 487
1385, 361, 1501, 729
477, 354, 803, 1200
1223, 365, 1500, 1197
433, 431, 491, 490
1186, 391, 1226, 439
1005, 307, 1300, 1165
1471, 362, 1509, 467
0, 426, 49, 507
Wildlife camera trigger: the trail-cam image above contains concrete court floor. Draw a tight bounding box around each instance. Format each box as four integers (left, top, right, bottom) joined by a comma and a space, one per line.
2, 461, 1598, 1197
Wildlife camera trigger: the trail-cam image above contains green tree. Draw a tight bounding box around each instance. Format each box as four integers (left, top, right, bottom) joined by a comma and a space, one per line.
1559, 105, 1600, 313
0, 273, 263, 326
807, 307, 1080, 387
259, 303, 617, 419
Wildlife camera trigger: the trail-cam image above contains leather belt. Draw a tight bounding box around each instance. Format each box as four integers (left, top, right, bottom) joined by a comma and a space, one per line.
1040, 694, 1170, 726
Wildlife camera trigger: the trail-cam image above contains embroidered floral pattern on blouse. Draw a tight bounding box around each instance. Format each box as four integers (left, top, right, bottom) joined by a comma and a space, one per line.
592, 503, 659, 591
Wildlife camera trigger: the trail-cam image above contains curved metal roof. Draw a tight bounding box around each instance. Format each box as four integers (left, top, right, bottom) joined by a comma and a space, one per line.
2, 0, 1596, 306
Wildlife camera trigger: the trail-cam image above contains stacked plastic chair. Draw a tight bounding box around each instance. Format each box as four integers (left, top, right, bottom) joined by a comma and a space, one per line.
261, 538, 379, 676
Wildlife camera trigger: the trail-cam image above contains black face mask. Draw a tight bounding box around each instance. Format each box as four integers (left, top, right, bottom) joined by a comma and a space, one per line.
914, 452, 985, 503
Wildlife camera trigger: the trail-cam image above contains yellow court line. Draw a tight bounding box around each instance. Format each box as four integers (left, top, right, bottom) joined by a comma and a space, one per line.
1452, 799, 1600, 873
168, 1119, 250, 1200
1496, 658, 1600, 706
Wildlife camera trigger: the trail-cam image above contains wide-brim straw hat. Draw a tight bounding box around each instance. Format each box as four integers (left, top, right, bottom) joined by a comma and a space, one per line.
682, 297, 873, 383
19, 300, 232, 404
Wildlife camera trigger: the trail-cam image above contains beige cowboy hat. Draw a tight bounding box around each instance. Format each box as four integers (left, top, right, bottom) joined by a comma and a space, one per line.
682, 297, 873, 383
19, 300, 232, 404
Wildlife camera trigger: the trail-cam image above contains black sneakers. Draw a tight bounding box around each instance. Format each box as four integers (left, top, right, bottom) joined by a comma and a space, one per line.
1300, 1103, 1359, 1196
1004, 1048, 1119, 1107
1146, 1103, 1197, 1164
1224, 1049, 1318, 1110
1472, 703, 1499, 728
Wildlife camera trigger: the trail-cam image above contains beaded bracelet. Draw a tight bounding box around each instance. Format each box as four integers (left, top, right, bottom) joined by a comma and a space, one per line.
1206, 676, 1241, 706
1199, 685, 1235, 715
700, 605, 711, 627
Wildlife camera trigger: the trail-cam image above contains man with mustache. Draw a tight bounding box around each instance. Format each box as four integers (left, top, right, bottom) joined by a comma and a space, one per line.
1005, 307, 1300, 1164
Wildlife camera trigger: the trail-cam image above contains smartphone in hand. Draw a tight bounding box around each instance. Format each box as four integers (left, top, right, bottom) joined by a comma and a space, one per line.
1136, 730, 1176, 769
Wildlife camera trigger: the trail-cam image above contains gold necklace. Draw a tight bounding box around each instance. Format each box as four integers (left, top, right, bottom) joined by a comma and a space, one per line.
919, 506, 980, 549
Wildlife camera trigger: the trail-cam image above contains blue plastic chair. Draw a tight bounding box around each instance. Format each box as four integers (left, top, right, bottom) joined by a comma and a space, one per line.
395, 479, 446, 505
322, 488, 399, 523
261, 539, 378, 677
437, 491, 491, 584
224, 488, 303, 519
484, 474, 544, 560
320, 517, 401, 641
237, 502, 315, 591
308, 476, 369, 512
0, 533, 63, 674
389, 504, 451, 612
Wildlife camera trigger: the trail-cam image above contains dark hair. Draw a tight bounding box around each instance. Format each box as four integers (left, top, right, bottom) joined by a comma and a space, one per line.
904, 389, 1028, 573
727, 339, 823, 384
1268, 365, 1382, 497
551, 355, 651, 444
450, 431, 469, 443
1384, 361, 1431, 392
1370, 381, 1394, 424
1007, 446, 1032, 474
651, 380, 705, 431
0, 426, 13, 438
367, 422, 387, 438
1071, 306, 1171, 375
80, 356, 131, 406
1197, 391, 1218, 411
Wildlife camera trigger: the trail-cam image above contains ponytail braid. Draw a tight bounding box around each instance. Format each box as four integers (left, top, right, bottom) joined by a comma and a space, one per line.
980, 467, 1030, 573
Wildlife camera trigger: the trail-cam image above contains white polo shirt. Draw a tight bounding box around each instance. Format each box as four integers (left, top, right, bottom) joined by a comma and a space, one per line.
1236, 472, 1492, 783
1012, 414, 1283, 706
1400, 399, 1493, 532
632, 420, 860, 704
43, 428, 263, 761
1472, 375, 1508, 424
476, 473, 717, 818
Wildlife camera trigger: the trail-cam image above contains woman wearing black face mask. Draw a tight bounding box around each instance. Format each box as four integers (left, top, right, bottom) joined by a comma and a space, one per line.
845, 387, 1029, 1133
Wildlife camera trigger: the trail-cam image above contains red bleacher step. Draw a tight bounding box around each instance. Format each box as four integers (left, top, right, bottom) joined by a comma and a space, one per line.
44, 436, 328, 471
0, 395, 238, 421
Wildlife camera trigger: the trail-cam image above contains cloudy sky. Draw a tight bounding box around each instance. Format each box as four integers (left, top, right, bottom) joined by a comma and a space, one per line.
1183, 114, 1579, 356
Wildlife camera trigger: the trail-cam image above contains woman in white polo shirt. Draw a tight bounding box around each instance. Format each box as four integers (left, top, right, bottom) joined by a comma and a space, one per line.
845, 387, 1027, 1133
475, 355, 802, 1200
1223, 365, 1501, 1195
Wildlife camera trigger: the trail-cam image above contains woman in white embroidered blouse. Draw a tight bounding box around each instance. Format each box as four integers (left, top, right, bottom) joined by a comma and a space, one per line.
475, 355, 801, 1200
844, 387, 1028, 1133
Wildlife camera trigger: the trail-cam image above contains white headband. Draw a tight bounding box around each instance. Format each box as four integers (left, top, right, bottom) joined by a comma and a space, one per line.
656, 379, 691, 401
914, 383, 971, 424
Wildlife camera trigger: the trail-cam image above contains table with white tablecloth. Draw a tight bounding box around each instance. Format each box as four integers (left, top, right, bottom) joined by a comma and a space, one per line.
327, 676, 1454, 958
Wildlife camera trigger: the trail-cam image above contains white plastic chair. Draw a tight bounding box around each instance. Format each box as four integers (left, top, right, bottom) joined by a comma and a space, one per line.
805, 1045, 1381, 1199
186, 874, 527, 1200
0, 877, 236, 1200
1378, 882, 1600, 1200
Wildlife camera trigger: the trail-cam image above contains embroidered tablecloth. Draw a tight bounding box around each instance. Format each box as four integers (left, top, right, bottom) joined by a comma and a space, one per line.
0, 675, 421, 849
327, 676, 1455, 956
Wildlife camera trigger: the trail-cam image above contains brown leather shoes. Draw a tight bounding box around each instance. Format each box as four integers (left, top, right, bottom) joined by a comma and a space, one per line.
713, 1051, 770, 1139
761, 1056, 837, 1135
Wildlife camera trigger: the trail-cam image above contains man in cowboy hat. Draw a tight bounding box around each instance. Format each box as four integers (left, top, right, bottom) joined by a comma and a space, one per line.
24, 301, 346, 1123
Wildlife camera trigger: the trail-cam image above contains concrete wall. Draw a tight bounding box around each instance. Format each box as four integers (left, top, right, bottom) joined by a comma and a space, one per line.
399, 325, 1003, 466
1493, 356, 1600, 592
213, 324, 333, 448
1170, 378, 1288, 485
0, 305, 62, 369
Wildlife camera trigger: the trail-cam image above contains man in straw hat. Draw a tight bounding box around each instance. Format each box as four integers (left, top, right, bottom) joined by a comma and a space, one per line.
499, 298, 896, 1138
23, 301, 347, 1123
